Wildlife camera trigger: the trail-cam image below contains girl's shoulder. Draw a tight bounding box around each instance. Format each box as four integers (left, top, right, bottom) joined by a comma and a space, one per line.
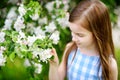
109, 57, 117, 70
109, 55, 117, 66
109, 56, 118, 80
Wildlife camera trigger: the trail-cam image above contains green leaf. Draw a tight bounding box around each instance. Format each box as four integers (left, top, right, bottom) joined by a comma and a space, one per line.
11, 31, 19, 42
20, 44, 28, 51
27, 52, 33, 59
9, 52, 16, 62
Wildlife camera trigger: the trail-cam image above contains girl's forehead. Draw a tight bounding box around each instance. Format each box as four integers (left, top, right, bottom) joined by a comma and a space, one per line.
68, 22, 92, 35
68, 22, 86, 33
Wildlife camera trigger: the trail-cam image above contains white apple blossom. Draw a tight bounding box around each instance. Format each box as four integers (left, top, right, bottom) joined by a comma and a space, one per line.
39, 49, 52, 62
30, 13, 39, 21
0, 32, 6, 43
7, 7, 17, 20
27, 36, 37, 46
33, 27, 45, 36
45, 1, 54, 12
24, 58, 31, 67
0, 54, 6, 66
0, 46, 6, 66
3, 19, 13, 30
22, 40, 29, 45
62, 0, 69, 11
16, 31, 26, 44
16, 37, 28, 45
34, 63, 42, 74
3, 7, 17, 30
45, 21, 56, 32
36, 35, 45, 40
32, 51, 40, 59
32, 49, 52, 63
14, 16, 25, 31
34, 27, 46, 40
57, 18, 68, 28
16, 38, 27, 45
57, 12, 69, 28
45, 0, 69, 12
18, 4, 26, 17
0, 46, 6, 53
38, 17, 47, 25
18, 30, 26, 39
50, 31, 60, 44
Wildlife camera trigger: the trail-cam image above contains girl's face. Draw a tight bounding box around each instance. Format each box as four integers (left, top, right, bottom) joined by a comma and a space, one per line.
69, 22, 96, 50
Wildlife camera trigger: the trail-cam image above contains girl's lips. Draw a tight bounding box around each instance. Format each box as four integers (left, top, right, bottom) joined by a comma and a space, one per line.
75, 42, 81, 45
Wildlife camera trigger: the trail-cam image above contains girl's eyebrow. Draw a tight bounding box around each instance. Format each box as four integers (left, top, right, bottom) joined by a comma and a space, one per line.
69, 28, 84, 34
72, 31, 84, 34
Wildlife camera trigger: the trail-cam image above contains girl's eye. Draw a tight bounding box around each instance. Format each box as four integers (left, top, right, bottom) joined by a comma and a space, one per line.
78, 34, 84, 37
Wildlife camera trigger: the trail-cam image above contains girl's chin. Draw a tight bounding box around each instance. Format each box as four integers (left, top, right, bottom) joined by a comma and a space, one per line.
76, 44, 82, 48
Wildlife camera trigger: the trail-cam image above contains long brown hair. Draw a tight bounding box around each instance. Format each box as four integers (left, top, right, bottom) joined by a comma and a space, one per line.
63, 0, 115, 80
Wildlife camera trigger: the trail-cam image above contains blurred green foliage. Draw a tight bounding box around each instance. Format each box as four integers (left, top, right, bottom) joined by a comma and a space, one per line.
115, 48, 120, 80
0, 0, 120, 80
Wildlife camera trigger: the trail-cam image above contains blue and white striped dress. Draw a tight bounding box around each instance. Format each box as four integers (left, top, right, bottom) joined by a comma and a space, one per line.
67, 48, 103, 80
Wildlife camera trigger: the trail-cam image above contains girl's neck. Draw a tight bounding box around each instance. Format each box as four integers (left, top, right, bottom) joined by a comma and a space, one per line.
78, 46, 99, 57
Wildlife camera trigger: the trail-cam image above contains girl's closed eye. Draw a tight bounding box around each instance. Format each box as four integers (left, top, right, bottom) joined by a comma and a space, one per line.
77, 33, 84, 37
74, 33, 84, 37
72, 32, 84, 37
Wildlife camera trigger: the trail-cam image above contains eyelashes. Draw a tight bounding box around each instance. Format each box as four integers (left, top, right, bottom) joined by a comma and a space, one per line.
72, 32, 84, 37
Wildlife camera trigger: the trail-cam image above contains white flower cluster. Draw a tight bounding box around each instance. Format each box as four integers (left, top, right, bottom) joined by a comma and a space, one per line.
30, 12, 39, 21
32, 48, 52, 63
15, 30, 57, 63
56, 12, 69, 28
45, 21, 56, 32
0, 32, 5, 43
50, 31, 60, 44
34, 63, 42, 74
45, 0, 69, 12
45, 0, 70, 28
0, 46, 6, 66
13, 4, 26, 32
18, 4, 26, 17
1, 0, 70, 75
38, 17, 47, 25
16, 31, 28, 45
14, 16, 25, 31
3, 7, 17, 30
33, 27, 46, 39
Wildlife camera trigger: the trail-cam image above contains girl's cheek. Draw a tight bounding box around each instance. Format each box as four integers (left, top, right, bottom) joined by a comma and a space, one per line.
72, 37, 75, 41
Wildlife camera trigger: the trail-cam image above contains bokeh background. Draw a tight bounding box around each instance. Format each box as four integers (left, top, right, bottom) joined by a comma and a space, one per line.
0, 0, 120, 80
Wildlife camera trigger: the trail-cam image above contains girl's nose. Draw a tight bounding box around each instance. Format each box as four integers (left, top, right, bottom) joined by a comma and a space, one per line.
72, 34, 79, 42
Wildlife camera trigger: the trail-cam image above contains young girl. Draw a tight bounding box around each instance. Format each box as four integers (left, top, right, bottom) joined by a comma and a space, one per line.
49, 0, 118, 80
